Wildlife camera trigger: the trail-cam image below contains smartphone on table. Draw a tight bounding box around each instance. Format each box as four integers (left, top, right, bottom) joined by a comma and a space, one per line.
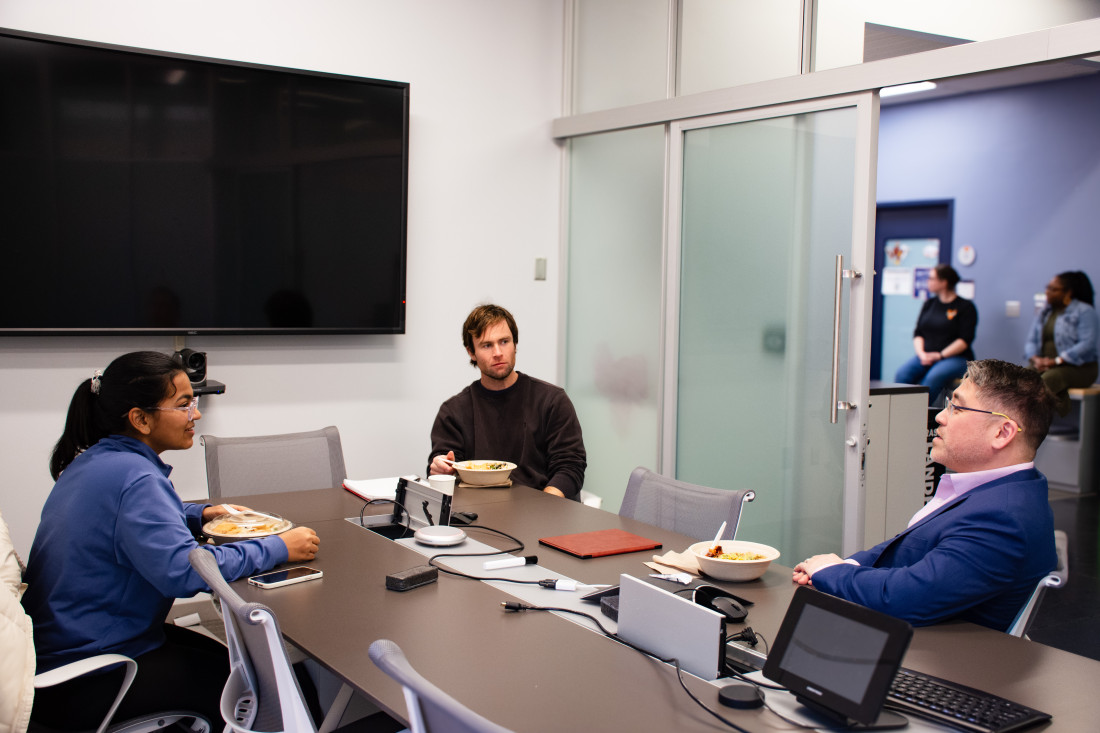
248, 566, 323, 589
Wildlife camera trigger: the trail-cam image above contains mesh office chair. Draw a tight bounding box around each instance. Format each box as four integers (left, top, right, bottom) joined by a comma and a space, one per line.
188, 548, 360, 733
1007, 529, 1069, 638
619, 466, 755, 542
368, 640, 514, 733
202, 426, 347, 499
31, 658, 212, 733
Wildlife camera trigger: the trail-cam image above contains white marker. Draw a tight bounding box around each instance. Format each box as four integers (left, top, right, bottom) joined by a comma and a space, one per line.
483, 555, 538, 570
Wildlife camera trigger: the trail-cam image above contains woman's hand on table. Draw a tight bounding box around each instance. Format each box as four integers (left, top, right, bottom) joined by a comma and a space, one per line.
280, 526, 320, 562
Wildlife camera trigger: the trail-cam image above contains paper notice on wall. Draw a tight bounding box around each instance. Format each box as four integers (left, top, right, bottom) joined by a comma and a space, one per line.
881, 267, 914, 296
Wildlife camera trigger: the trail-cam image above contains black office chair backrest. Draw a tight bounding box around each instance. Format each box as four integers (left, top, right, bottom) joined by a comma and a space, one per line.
189, 548, 303, 732
202, 426, 347, 499
368, 639, 515, 733
619, 466, 755, 541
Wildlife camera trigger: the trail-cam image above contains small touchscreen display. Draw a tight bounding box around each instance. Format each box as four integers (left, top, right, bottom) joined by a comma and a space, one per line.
763, 587, 912, 726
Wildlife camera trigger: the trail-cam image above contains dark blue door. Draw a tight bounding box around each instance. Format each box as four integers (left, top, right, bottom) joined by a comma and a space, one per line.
872, 202, 954, 379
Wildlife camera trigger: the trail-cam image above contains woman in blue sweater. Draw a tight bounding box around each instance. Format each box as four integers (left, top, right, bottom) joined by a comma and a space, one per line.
23, 351, 320, 729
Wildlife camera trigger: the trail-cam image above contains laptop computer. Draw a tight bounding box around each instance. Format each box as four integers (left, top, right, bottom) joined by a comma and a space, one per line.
615, 574, 725, 680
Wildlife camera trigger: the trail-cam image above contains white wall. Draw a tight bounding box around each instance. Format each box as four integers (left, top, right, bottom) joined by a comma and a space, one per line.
0, 0, 565, 557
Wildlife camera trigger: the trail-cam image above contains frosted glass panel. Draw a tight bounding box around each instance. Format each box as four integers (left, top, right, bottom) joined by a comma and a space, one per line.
572, 0, 670, 114
678, 0, 802, 96
676, 108, 857, 561
815, 0, 1100, 71
566, 126, 665, 511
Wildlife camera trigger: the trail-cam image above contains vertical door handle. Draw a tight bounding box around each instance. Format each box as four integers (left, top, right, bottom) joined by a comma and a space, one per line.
831, 255, 862, 424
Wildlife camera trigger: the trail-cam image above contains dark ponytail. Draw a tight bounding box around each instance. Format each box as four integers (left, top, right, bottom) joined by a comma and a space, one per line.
50, 351, 184, 480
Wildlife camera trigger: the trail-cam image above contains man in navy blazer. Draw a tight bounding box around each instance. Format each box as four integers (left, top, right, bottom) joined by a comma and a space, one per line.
793, 359, 1058, 631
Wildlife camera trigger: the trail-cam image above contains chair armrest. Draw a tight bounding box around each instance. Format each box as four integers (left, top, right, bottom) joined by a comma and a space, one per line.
34, 654, 138, 733
33, 653, 135, 688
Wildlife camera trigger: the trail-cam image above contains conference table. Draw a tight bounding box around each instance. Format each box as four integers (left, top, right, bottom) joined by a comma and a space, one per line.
222, 484, 1096, 732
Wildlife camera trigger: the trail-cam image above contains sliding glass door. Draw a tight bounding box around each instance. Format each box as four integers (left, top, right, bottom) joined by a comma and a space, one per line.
667, 95, 877, 560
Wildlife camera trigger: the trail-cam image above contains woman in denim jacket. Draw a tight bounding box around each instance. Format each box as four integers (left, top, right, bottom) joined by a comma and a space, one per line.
1025, 270, 1099, 415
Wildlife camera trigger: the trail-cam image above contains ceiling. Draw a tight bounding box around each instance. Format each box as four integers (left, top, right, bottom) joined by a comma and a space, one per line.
864, 23, 1100, 106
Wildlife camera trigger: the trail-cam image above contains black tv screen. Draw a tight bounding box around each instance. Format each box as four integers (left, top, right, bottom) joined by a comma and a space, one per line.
0, 28, 408, 334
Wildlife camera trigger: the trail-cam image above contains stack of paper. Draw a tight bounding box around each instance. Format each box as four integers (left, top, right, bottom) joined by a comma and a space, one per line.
342, 477, 399, 501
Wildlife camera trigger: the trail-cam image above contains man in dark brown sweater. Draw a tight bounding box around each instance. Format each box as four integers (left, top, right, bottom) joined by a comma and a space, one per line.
427, 304, 586, 500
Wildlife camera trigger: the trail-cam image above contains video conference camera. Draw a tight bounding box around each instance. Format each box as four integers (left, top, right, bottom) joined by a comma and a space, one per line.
174, 348, 207, 386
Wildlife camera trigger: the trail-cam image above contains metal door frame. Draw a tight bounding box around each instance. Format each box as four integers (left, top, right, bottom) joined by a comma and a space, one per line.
662, 92, 878, 555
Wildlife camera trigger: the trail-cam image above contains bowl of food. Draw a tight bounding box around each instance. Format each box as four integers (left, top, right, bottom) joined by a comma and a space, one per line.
452, 460, 517, 487
689, 540, 780, 582
202, 511, 293, 545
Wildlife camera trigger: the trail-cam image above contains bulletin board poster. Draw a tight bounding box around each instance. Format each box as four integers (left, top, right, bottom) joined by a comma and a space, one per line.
880, 238, 942, 382
913, 267, 931, 299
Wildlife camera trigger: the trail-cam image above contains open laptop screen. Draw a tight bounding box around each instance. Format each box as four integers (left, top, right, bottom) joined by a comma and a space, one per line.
763, 587, 912, 726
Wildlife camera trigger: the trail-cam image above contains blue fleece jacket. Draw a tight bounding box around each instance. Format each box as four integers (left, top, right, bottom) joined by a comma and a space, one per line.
22, 435, 288, 671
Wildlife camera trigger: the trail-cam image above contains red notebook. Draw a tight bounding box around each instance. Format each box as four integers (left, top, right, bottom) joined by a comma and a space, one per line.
538, 528, 662, 559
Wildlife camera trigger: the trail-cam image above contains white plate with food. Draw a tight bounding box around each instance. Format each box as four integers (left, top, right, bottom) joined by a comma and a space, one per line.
203, 511, 293, 544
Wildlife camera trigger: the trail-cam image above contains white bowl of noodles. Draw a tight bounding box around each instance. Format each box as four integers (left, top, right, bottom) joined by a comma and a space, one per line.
689, 540, 780, 582
452, 460, 517, 487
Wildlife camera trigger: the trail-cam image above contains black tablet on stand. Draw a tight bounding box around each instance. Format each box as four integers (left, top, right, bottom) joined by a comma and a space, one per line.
763, 587, 913, 730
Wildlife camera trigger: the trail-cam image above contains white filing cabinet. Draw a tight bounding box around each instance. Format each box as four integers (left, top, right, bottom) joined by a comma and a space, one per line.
864, 383, 930, 547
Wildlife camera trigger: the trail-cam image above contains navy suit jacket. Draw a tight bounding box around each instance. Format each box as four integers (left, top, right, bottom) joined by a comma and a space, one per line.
812, 468, 1055, 631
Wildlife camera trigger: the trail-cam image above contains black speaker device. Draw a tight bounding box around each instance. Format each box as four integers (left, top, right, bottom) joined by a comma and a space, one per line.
176, 349, 207, 386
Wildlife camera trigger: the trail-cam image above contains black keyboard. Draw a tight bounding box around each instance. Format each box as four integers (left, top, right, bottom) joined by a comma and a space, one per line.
887, 668, 1051, 733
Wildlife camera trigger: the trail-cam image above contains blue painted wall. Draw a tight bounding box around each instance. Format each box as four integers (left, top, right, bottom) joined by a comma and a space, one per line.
877, 73, 1100, 365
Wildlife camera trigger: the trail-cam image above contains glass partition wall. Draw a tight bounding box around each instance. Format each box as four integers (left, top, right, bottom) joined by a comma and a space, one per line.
560, 1, 1100, 557
565, 127, 666, 513
563, 4, 876, 561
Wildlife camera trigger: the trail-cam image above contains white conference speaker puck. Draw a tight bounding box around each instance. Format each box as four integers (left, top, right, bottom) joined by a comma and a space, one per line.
413, 525, 467, 547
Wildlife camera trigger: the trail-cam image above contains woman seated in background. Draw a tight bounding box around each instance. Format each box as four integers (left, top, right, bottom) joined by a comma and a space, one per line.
1025, 270, 1100, 416
22, 351, 321, 729
895, 264, 978, 404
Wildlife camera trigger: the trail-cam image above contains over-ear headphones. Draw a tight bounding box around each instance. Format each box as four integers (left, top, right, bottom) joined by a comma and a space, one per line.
693, 584, 752, 624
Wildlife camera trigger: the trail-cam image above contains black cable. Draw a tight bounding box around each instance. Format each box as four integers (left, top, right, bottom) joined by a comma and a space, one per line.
723, 666, 787, 691
501, 602, 755, 733
718, 633, 822, 730
425, 525, 554, 585
760, 700, 823, 730
357, 498, 413, 538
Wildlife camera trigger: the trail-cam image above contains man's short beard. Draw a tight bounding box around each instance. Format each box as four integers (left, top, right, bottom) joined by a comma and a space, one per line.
485, 365, 514, 382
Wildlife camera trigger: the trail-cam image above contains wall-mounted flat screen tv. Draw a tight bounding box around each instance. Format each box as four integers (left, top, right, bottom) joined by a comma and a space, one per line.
0, 28, 408, 335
